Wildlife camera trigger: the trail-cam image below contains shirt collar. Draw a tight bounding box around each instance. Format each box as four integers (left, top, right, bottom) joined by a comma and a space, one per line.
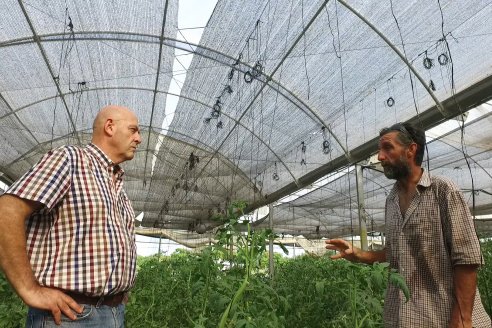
86, 143, 125, 177
387, 168, 430, 200
417, 169, 431, 188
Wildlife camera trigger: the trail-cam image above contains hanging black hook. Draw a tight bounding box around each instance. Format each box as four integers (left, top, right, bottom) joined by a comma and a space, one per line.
429, 80, 436, 91
211, 99, 221, 118
423, 51, 433, 69
386, 97, 395, 107
322, 140, 331, 154
244, 71, 253, 83
438, 53, 449, 66
252, 61, 263, 78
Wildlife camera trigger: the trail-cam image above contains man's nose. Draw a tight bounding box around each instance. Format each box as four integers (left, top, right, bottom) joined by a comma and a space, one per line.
377, 151, 384, 162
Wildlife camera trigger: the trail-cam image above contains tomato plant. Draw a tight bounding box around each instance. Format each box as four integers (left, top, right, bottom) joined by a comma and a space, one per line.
2, 235, 491, 327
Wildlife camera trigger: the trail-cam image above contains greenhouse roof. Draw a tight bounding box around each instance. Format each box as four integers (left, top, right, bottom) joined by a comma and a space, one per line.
1, 0, 492, 245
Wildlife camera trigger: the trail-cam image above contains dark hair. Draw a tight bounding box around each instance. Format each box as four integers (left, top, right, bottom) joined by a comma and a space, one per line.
379, 122, 426, 165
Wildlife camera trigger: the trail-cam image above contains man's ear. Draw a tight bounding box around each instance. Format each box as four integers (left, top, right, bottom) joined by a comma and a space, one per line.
407, 142, 418, 160
104, 118, 115, 136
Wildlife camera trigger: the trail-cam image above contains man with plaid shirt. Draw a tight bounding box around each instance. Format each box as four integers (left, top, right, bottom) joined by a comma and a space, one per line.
326, 122, 490, 327
0, 105, 141, 327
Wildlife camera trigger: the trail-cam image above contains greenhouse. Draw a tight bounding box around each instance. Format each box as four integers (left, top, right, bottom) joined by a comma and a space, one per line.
1, 0, 492, 327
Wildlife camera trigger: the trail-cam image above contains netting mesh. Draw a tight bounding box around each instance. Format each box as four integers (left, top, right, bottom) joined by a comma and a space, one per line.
1, 0, 492, 247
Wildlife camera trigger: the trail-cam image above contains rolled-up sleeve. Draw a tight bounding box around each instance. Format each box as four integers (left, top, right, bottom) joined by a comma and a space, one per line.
437, 178, 482, 266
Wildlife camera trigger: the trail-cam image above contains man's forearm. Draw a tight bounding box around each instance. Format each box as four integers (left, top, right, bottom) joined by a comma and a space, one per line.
449, 264, 479, 327
358, 249, 386, 264
0, 196, 40, 301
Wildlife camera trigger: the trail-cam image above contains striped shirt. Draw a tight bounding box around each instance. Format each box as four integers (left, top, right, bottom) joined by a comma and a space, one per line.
6, 143, 136, 296
383, 170, 490, 327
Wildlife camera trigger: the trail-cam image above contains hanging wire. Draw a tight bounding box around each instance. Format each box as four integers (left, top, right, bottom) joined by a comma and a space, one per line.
437, 0, 485, 319
259, 0, 295, 199
389, 0, 423, 124
437, 40, 450, 94
333, 1, 354, 242
301, 0, 311, 100
50, 6, 74, 150
255, 91, 265, 187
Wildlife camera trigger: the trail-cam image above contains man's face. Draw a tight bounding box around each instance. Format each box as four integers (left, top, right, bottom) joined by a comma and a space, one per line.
112, 112, 141, 163
377, 131, 411, 180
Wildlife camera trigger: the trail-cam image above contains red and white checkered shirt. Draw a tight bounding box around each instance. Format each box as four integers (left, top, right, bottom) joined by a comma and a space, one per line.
6, 143, 136, 296
384, 170, 490, 327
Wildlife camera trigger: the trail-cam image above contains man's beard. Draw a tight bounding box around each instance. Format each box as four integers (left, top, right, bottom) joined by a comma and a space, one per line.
382, 156, 410, 180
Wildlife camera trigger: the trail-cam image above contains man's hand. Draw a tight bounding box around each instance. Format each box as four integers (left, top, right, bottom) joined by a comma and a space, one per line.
325, 239, 386, 264
325, 239, 360, 262
23, 286, 83, 325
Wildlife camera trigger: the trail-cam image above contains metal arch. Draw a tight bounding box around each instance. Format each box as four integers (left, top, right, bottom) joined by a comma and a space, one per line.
0, 93, 45, 174
0, 30, 349, 159
17, 1, 82, 146
0, 92, 45, 159
336, 0, 447, 117
2, 86, 299, 189
7, 123, 245, 192
5, 122, 243, 209
4, 91, 271, 216
144, 0, 170, 185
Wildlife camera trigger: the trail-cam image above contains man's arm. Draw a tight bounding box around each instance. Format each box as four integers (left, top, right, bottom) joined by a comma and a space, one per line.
0, 195, 82, 324
325, 239, 386, 264
448, 264, 479, 328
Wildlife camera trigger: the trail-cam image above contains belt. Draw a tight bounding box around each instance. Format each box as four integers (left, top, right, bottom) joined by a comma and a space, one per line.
64, 291, 127, 307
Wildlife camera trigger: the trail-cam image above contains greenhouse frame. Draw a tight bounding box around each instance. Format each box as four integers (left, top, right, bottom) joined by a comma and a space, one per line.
1, 0, 492, 250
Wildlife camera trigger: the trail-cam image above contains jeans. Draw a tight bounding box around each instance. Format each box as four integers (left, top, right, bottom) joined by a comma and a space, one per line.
25, 304, 125, 328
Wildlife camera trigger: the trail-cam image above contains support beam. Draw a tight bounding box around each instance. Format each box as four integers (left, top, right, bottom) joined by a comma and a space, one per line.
246, 74, 492, 213
355, 165, 368, 250
143, 0, 170, 184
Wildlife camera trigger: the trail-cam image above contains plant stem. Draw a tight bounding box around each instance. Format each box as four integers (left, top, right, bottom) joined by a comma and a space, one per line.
218, 274, 249, 328
218, 221, 253, 328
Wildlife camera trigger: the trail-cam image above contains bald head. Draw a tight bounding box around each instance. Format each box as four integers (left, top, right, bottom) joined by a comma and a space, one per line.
93, 105, 133, 133
91, 105, 141, 164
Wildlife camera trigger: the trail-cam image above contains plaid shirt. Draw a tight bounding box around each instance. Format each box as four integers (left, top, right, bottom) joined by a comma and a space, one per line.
6, 143, 136, 296
384, 170, 490, 327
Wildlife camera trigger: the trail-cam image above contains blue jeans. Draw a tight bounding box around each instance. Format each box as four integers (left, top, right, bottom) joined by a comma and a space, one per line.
25, 304, 125, 328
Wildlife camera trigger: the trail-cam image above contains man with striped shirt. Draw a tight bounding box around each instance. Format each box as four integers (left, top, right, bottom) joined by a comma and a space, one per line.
0, 105, 141, 327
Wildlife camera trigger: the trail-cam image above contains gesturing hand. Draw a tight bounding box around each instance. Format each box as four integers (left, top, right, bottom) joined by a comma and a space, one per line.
325, 239, 360, 262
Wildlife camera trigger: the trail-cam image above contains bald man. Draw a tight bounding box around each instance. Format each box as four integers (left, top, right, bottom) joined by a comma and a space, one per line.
0, 105, 141, 327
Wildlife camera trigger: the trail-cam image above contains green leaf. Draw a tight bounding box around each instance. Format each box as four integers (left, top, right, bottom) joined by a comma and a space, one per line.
277, 241, 289, 255
315, 280, 325, 294
389, 271, 410, 302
